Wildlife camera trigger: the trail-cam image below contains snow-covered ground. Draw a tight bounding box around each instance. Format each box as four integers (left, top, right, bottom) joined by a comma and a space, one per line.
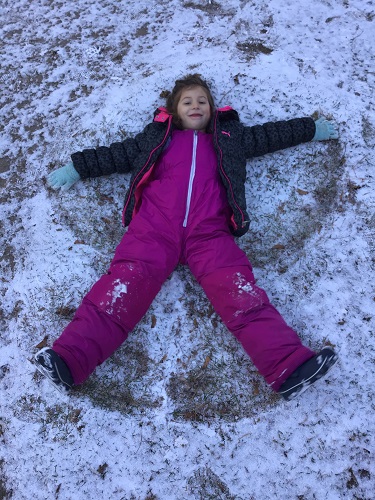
1, 0, 374, 498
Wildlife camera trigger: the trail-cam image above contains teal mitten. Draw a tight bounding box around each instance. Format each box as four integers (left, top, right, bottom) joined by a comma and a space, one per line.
47, 162, 81, 191
312, 117, 339, 141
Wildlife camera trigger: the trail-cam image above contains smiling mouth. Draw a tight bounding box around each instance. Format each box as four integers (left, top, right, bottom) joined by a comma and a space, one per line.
189, 114, 202, 118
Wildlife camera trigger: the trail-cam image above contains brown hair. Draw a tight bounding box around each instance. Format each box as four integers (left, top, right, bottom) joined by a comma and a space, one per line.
166, 74, 215, 129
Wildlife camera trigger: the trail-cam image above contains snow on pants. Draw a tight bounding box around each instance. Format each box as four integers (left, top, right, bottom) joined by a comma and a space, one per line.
53, 209, 314, 390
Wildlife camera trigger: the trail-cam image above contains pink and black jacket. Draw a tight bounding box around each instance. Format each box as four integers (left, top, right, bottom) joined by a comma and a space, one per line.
71, 107, 316, 237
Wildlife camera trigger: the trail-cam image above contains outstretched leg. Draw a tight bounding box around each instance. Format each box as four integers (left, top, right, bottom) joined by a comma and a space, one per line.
186, 229, 315, 391
52, 211, 180, 384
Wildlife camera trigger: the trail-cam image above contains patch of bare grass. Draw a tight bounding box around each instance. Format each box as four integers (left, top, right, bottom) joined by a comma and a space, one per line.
236, 40, 273, 60
167, 358, 279, 423
183, 1, 223, 14
188, 466, 237, 499
77, 340, 163, 415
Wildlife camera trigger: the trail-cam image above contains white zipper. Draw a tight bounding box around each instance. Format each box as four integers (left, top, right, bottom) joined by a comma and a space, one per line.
183, 131, 198, 227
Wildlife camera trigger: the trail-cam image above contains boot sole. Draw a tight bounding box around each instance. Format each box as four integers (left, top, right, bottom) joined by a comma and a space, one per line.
34, 350, 72, 395
279, 349, 339, 401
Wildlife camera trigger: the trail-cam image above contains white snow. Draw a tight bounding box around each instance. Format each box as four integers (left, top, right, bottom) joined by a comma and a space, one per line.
1, 0, 374, 498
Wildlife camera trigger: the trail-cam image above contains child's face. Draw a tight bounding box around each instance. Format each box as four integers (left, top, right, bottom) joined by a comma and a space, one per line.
177, 86, 211, 132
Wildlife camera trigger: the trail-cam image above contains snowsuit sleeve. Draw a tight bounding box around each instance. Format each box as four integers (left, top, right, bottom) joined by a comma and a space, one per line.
241, 117, 316, 159
70, 123, 156, 179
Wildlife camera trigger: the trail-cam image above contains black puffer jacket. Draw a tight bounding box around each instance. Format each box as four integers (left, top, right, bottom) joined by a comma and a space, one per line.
71, 107, 315, 237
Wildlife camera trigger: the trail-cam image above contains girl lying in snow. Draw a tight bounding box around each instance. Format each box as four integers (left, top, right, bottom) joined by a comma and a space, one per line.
35, 74, 339, 401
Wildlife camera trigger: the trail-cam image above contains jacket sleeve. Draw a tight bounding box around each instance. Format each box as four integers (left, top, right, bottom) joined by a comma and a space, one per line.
70, 123, 155, 179
241, 117, 316, 159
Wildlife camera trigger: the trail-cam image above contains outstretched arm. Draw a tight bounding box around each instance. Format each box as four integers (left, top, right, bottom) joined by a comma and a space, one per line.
242, 117, 316, 158
242, 116, 338, 159
70, 136, 141, 179
46, 124, 154, 190
68, 121, 166, 179
46, 139, 138, 191
46, 142, 134, 191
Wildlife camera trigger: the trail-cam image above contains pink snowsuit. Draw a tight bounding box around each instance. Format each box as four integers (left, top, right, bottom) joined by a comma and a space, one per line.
53, 129, 314, 390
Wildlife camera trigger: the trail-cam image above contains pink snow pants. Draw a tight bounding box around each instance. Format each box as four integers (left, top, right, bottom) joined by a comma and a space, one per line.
53, 130, 314, 390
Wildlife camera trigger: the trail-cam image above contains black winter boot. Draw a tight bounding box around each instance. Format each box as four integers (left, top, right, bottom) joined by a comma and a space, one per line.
34, 348, 74, 394
278, 346, 338, 401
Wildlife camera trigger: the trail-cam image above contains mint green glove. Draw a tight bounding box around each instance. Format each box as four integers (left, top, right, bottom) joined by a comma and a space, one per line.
312, 117, 339, 141
47, 162, 81, 191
